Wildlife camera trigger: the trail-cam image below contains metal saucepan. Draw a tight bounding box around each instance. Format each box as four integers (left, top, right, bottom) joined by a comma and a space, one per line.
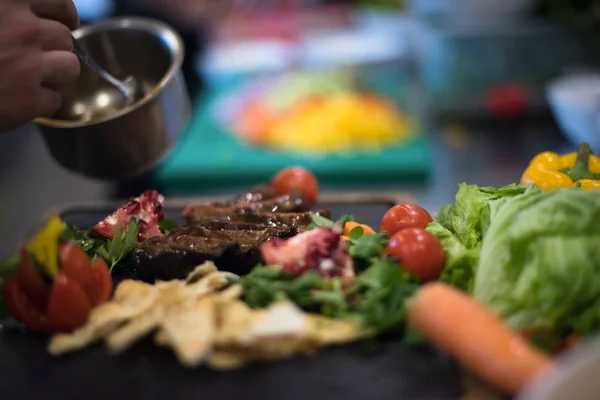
36, 17, 191, 181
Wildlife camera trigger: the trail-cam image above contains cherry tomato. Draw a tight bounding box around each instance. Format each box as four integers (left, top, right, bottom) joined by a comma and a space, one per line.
3, 277, 49, 333
272, 167, 319, 207
385, 228, 445, 282
16, 248, 50, 312
380, 204, 433, 237
45, 273, 92, 333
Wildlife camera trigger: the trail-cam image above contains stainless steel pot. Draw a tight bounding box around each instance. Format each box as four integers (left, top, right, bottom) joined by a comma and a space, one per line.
36, 17, 191, 181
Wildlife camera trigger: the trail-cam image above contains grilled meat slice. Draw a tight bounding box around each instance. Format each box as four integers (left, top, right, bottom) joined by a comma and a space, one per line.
135, 225, 297, 282
182, 209, 331, 229
182, 190, 309, 219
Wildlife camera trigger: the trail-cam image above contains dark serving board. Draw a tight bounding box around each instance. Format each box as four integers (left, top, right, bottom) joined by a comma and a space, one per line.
0, 193, 469, 400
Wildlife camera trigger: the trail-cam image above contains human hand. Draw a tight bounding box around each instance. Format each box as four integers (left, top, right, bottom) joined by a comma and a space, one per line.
0, 0, 81, 132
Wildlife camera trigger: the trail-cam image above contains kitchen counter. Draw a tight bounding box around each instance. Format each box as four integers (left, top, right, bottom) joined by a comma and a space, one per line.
0, 116, 570, 258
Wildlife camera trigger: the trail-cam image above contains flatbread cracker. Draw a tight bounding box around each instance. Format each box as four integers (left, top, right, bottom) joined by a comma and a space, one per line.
160, 297, 216, 367
105, 308, 164, 354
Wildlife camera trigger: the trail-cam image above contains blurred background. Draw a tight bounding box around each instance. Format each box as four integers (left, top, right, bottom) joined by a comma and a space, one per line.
0, 0, 599, 255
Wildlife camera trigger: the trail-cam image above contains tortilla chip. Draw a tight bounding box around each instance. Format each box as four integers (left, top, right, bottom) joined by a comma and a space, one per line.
160, 297, 216, 367
48, 299, 154, 356
48, 325, 98, 356
185, 261, 218, 283
113, 280, 158, 306
215, 300, 254, 346
105, 308, 163, 354
216, 284, 243, 303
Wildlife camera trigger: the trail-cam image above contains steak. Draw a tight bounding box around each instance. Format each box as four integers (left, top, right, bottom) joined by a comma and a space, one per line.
182, 190, 310, 219
136, 225, 297, 282
183, 209, 331, 229
136, 187, 330, 283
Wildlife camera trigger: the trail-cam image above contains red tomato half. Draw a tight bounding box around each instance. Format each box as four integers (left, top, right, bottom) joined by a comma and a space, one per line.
380, 204, 433, 237
89, 257, 112, 306
59, 244, 112, 306
386, 228, 445, 282
4, 244, 111, 334
3, 277, 49, 333
272, 167, 319, 207
16, 248, 50, 312
45, 273, 92, 333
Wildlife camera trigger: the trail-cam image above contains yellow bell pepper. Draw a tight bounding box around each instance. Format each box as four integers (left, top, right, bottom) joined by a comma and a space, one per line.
26, 216, 67, 277
521, 143, 600, 190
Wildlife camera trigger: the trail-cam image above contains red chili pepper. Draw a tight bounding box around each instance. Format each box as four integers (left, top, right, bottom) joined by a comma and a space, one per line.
3, 245, 112, 334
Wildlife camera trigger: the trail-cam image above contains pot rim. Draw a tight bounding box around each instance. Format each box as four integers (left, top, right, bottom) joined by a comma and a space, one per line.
35, 16, 185, 129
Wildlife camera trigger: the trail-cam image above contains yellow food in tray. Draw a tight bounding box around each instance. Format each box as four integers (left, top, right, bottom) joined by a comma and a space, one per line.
234, 92, 414, 155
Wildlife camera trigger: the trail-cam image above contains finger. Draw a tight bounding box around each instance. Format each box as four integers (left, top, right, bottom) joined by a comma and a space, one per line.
34, 86, 62, 118
40, 50, 80, 87
39, 18, 72, 51
30, 0, 79, 31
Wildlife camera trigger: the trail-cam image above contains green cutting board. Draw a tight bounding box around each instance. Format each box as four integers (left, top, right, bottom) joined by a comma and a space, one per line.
156, 93, 432, 196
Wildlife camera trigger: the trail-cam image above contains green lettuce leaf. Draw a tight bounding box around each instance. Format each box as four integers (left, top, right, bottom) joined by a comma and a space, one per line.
473, 188, 600, 335
427, 221, 480, 291
427, 183, 536, 291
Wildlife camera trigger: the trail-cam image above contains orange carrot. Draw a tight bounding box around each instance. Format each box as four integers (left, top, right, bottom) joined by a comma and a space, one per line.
343, 221, 375, 237
407, 283, 553, 395
340, 235, 350, 241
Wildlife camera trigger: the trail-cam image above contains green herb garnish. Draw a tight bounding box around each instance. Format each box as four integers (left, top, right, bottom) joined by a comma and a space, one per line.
61, 221, 141, 272
306, 214, 335, 230
60, 226, 98, 254
159, 219, 178, 235
236, 258, 418, 336
95, 221, 140, 272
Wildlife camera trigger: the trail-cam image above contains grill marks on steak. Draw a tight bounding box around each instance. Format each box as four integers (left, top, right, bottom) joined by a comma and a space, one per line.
136, 189, 329, 282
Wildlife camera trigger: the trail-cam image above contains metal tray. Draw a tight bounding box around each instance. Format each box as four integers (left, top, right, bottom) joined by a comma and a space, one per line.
0, 192, 468, 400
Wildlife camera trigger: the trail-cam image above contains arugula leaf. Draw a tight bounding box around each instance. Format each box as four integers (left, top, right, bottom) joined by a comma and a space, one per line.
159, 219, 178, 235
348, 231, 388, 260
307, 214, 335, 230
239, 266, 324, 309
348, 226, 364, 241
336, 214, 356, 229
95, 221, 140, 272
350, 259, 419, 333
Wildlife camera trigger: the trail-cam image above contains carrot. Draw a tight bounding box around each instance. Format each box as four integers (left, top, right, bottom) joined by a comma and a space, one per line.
407, 283, 553, 395
340, 235, 350, 241
343, 221, 375, 237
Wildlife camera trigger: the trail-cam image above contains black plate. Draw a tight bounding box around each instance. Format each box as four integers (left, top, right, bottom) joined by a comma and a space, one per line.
0, 200, 464, 400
